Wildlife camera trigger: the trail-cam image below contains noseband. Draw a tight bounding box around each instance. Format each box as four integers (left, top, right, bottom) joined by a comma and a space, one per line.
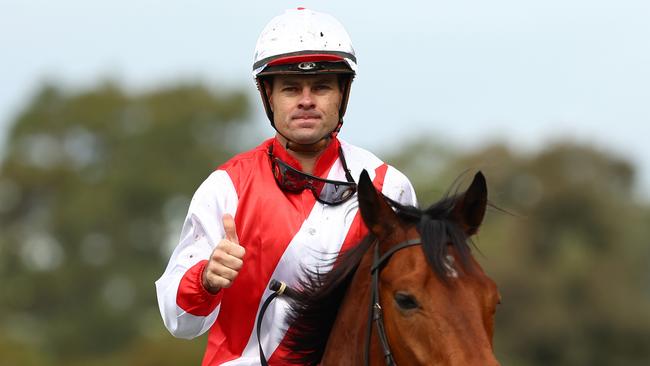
365, 238, 422, 366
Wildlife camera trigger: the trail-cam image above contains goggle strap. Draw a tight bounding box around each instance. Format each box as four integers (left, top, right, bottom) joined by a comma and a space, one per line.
338, 146, 355, 183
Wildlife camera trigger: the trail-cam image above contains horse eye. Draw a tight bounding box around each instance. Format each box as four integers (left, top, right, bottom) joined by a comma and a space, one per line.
394, 292, 420, 311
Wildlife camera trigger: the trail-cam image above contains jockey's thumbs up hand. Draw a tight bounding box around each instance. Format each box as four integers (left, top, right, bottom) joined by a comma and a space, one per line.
202, 214, 246, 294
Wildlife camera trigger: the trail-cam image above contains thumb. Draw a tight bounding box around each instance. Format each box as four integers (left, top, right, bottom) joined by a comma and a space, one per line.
222, 214, 239, 244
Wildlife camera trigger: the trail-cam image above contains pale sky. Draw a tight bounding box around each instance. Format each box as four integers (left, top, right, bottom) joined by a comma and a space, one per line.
1, 0, 649, 198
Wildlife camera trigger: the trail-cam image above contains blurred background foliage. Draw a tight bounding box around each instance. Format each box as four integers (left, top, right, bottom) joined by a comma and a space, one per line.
0, 80, 649, 365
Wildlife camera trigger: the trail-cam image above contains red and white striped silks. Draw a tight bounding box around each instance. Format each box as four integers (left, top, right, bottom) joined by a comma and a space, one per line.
155, 137, 417, 366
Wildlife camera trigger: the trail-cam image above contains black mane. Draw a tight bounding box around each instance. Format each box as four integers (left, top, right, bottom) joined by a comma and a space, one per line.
281, 193, 475, 366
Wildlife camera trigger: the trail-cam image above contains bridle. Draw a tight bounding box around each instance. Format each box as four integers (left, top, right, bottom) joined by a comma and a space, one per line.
257, 237, 422, 366
364, 238, 422, 366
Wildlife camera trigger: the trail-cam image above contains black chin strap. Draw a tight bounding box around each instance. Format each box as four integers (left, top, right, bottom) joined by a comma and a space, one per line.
258, 74, 348, 153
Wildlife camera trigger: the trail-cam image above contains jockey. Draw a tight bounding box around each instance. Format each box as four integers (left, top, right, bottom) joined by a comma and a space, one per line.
155, 8, 417, 365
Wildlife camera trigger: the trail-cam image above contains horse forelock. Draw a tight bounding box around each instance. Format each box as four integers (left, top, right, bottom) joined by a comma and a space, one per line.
390, 195, 477, 282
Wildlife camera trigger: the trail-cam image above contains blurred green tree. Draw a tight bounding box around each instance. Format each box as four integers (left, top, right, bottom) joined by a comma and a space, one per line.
0, 81, 250, 364
387, 138, 650, 366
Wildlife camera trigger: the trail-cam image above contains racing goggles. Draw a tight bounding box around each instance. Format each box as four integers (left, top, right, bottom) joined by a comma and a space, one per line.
268, 145, 357, 205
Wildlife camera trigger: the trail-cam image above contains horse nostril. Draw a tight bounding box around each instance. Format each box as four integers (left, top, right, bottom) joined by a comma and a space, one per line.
394, 291, 420, 311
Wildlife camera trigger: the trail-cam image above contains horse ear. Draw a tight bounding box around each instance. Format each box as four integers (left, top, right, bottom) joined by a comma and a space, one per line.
453, 171, 488, 236
358, 170, 398, 239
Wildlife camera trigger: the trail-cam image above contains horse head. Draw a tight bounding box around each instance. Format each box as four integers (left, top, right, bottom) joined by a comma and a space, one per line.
335, 170, 499, 365
283, 170, 501, 366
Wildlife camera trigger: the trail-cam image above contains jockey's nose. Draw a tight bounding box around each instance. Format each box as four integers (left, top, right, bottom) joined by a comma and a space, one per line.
298, 87, 315, 109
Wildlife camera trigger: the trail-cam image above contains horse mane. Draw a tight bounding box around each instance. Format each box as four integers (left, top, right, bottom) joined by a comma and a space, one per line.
281, 192, 475, 366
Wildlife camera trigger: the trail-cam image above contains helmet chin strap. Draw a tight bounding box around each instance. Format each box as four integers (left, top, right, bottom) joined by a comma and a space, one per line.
259, 74, 351, 154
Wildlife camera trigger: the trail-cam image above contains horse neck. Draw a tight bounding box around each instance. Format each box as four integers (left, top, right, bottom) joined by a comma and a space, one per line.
321, 245, 376, 365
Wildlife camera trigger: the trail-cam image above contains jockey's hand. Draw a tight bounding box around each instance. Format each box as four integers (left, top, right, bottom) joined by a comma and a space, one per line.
202, 214, 246, 294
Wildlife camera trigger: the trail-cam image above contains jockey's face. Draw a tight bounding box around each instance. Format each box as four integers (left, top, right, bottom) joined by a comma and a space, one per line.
266, 74, 342, 146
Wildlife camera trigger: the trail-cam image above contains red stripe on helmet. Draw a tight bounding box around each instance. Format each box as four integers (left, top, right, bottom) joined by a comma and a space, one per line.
267, 53, 344, 66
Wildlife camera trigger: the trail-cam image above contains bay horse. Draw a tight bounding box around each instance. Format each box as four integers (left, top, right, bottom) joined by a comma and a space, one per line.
280, 170, 501, 365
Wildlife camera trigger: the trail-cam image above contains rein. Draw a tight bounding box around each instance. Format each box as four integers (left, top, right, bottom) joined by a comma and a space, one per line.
256, 238, 422, 366
257, 280, 298, 366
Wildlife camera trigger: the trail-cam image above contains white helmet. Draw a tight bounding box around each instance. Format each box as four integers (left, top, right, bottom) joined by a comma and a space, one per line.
253, 8, 357, 149
253, 8, 357, 79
